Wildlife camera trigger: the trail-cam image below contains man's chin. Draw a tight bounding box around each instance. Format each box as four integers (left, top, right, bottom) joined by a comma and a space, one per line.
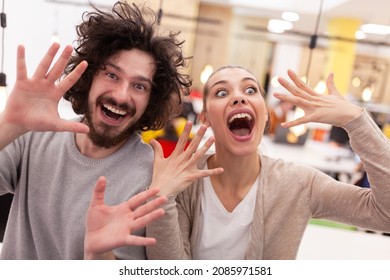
87, 129, 136, 149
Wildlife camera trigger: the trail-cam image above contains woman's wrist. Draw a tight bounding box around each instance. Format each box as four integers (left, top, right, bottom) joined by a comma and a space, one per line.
336, 105, 364, 127
148, 184, 177, 196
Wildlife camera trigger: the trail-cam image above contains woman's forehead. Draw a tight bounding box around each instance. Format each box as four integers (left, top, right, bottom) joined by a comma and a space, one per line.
208, 67, 257, 88
210, 67, 255, 82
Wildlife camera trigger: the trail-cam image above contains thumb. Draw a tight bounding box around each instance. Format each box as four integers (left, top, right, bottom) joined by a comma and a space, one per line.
89, 176, 107, 208
150, 139, 164, 160
56, 120, 90, 134
326, 73, 340, 96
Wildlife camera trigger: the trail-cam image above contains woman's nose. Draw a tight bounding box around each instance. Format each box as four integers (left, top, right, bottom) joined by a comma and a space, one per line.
231, 97, 247, 106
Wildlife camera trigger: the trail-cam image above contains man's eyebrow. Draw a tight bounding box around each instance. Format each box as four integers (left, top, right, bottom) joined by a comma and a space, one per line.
105, 62, 122, 72
105, 62, 154, 86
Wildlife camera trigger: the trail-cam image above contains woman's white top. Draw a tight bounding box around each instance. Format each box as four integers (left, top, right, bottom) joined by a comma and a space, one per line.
194, 175, 258, 260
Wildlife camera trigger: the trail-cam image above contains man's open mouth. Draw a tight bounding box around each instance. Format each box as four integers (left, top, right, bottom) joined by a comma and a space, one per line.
101, 103, 128, 120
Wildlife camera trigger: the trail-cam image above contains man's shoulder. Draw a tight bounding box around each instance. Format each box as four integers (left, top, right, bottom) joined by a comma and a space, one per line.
123, 132, 154, 158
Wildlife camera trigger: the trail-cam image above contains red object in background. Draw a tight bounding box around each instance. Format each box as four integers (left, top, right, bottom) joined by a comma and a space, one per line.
312, 128, 328, 142
157, 139, 190, 157
190, 89, 202, 100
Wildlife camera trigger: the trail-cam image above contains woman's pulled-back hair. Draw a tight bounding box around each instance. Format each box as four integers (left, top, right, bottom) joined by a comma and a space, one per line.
63, 1, 192, 130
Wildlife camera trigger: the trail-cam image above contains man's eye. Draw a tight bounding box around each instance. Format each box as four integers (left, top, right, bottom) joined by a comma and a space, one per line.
106, 72, 118, 80
135, 84, 146, 91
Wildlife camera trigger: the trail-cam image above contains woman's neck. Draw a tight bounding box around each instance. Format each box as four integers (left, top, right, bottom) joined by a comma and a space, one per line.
207, 151, 260, 212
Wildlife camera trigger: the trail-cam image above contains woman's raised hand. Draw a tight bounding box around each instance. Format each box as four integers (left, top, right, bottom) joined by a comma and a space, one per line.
275, 69, 363, 128
149, 122, 224, 196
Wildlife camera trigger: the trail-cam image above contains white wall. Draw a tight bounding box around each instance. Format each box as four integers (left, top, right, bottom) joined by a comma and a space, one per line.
266, 42, 303, 107
2, 0, 117, 118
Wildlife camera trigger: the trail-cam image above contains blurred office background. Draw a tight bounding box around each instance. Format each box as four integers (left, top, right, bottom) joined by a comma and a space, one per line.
1, 0, 390, 259
1, 0, 390, 129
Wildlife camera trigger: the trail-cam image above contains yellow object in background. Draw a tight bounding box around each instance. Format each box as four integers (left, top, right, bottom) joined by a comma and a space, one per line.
141, 117, 194, 144
382, 123, 390, 139
324, 18, 361, 95
173, 117, 194, 139
141, 129, 165, 144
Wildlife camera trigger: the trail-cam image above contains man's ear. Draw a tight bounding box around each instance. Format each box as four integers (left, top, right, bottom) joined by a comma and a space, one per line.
199, 110, 210, 127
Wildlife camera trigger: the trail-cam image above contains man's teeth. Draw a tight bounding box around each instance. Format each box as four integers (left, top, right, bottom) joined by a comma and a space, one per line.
228, 113, 252, 124
103, 104, 127, 115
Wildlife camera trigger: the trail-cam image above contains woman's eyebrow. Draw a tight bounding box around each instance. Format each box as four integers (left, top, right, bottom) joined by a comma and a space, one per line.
210, 79, 228, 89
210, 77, 256, 88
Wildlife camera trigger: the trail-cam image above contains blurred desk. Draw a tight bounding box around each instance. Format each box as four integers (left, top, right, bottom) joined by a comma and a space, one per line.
260, 136, 357, 175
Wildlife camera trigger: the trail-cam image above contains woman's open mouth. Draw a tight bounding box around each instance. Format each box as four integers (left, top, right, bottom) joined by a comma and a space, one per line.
227, 112, 254, 137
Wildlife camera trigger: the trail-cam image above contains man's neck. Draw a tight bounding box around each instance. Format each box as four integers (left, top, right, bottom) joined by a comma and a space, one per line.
75, 132, 128, 159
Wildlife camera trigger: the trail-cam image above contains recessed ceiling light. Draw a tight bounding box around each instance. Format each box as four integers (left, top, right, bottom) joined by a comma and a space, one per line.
282, 12, 300, 22
360, 24, 390, 35
355, 30, 367, 40
267, 19, 293, 33
352, 77, 361, 87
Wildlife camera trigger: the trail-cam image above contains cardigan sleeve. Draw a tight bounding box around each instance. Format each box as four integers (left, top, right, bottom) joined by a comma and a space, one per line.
306, 110, 390, 231
146, 156, 210, 260
145, 193, 192, 259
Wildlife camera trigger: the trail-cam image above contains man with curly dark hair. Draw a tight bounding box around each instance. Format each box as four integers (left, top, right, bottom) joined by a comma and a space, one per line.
0, 1, 191, 259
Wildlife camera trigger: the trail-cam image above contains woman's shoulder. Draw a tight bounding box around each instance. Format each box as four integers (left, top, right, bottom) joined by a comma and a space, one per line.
259, 153, 323, 181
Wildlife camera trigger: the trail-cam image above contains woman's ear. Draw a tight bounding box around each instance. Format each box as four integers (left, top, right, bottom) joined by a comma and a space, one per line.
199, 110, 210, 127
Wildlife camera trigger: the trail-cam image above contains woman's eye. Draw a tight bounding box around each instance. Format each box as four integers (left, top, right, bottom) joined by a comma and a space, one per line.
216, 90, 228, 97
245, 87, 257, 95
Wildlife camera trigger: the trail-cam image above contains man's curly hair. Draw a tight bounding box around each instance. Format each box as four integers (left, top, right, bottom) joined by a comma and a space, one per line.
63, 1, 192, 131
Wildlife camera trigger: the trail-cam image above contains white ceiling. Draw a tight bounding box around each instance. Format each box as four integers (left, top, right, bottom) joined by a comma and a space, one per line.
200, 0, 390, 39
46, 0, 390, 45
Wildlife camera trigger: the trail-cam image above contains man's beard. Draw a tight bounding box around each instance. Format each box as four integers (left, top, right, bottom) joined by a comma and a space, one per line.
87, 122, 137, 148
84, 99, 139, 148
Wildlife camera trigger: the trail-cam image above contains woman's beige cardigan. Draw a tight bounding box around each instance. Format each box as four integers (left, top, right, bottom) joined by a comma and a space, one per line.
147, 111, 390, 259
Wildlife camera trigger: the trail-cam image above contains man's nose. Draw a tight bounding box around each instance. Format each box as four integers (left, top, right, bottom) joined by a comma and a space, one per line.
112, 84, 131, 103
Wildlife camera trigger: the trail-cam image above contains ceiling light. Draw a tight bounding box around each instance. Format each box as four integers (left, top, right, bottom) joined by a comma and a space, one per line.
362, 86, 373, 102
360, 23, 390, 35
267, 19, 293, 34
282, 12, 299, 22
355, 30, 366, 40
267, 27, 285, 34
352, 77, 361, 87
